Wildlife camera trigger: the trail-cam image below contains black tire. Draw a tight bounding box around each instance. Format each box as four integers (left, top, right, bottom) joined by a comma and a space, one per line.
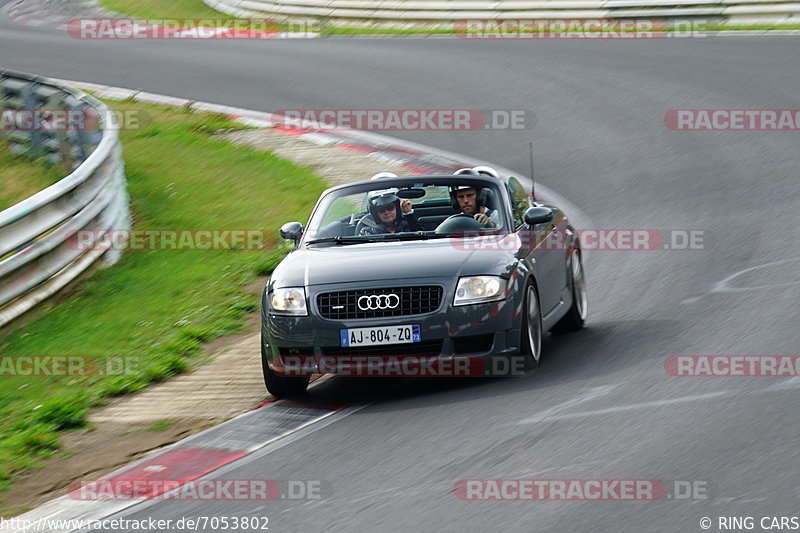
520, 281, 543, 369
550, 249, 587, 334
261, 330, 309, 398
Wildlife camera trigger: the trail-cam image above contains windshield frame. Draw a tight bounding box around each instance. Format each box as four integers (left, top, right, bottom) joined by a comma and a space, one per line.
301, 176, 512, 246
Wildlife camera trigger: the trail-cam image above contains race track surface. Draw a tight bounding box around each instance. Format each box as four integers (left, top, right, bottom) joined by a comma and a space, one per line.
2, 7, 799, 531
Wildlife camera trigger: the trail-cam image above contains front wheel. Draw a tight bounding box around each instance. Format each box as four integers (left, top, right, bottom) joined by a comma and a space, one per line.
261, 331, 309, 398
520, 282, 543, 369
551, 249, 587, 334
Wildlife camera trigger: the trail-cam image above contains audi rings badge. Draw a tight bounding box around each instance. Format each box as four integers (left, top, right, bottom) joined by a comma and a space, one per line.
358, 294, 400, 311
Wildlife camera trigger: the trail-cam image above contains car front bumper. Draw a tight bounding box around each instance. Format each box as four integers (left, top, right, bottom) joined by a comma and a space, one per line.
264, 277, 526, 377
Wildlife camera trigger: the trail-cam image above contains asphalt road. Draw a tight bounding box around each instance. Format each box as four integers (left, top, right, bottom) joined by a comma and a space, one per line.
2, 6, 799, 531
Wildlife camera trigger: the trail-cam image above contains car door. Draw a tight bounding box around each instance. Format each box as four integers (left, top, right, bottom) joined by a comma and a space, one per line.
507, 177, 565, 315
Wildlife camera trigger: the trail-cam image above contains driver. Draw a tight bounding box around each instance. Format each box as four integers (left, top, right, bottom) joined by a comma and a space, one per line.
356, 189, 420, 235
450, 183, 501, 228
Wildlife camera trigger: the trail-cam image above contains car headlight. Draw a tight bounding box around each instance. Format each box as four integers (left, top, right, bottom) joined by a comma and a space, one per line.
453, 276, 507, 306
270, 287, 308, 315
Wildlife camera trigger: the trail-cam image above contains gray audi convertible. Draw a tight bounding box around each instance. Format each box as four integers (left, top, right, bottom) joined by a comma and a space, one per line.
260, 172, 587, 397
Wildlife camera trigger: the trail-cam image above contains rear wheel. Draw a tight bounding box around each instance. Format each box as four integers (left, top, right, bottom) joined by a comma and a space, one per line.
551, 249, 587, 334
261, 330, 309, 398
520, 282, 542, 369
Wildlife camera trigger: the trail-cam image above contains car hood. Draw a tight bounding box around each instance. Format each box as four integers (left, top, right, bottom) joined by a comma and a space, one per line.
270, 239, 515, 288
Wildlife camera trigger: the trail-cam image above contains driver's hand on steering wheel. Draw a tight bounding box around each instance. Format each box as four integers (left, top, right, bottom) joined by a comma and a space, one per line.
474, 213, 492, 226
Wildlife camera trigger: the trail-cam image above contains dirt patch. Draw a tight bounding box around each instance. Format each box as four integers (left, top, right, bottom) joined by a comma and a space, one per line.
220, 128, 407, 187
0, 420, 210, 517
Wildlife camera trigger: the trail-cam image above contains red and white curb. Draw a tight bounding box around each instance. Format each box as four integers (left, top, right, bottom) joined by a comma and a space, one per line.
5, 1, 800, 37
60, 80, 468, 176
9, 384, 359, 533
7, 0, 100, 30
7, 79, 591, 532
53, 78, 591, 225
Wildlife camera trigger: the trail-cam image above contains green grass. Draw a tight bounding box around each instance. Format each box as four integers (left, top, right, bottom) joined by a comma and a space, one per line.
146, 420, 174, 432
321, 25, 455, 35
321, 21, 800, 35
700, 22, 800, 31
0, 145, 65, 212
100, 0, 232, 20
97, 0, 800, 33
0, 99, 326, 509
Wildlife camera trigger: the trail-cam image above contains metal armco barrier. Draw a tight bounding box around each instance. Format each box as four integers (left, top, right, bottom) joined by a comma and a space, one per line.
0, 69, 130, 328
204, 0, 800, 26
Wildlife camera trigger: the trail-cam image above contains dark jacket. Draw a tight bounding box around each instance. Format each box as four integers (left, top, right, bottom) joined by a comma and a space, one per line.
356, 212, 421, 235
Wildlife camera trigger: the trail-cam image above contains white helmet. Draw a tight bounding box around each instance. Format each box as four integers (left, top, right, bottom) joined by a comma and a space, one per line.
453, 168, 480, 176
371, 172, 398, 180
472, 166, 500, 179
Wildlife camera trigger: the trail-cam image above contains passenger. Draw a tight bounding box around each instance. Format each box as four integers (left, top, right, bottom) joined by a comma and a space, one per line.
356, 189, 420, 235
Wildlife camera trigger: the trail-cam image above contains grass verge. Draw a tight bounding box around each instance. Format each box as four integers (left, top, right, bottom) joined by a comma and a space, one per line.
0, 146, 65, 212
98, 0, 800, 33
100, 0, 232, 20
0, 99, 326, 510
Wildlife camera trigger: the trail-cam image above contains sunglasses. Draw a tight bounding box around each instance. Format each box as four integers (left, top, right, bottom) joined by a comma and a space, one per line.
377, 205, 396, 214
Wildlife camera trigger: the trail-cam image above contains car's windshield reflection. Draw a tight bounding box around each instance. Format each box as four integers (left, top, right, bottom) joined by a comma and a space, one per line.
304, 180, 507, 243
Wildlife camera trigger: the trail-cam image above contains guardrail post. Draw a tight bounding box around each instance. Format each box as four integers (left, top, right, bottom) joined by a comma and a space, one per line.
47, 92, 75, 170
20, 82, 44, 158
74, 102, 93, 164
0, 70, 129, 328
0, 75, 8, 146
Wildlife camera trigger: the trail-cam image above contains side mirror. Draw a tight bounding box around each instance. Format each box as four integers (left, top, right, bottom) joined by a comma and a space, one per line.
524, 206, 554, 226
280, 222, 304, 244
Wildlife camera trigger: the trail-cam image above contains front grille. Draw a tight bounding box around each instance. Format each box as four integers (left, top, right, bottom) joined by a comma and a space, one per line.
321, 340, 443, 357
317, 286, 443, 320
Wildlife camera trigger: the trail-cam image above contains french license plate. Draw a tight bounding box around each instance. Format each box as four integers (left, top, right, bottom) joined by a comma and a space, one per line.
340, 324, 421, 347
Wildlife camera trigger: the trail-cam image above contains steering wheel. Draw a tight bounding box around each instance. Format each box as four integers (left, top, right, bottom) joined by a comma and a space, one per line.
434, 213, 484, 234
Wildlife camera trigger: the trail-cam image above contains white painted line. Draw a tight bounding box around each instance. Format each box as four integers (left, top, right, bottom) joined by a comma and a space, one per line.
711, 257, 800, 293
100, 402, 376, 522
8, 78, 594, 530
767, 377, 800, 391
522, 376, 800, 426
519, 391, 729, 425
519, 384, 618, 424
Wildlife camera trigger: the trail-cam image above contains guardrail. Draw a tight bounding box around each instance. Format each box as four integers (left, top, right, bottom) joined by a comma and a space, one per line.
204, 0, 800, 27
0, 69, 130, 328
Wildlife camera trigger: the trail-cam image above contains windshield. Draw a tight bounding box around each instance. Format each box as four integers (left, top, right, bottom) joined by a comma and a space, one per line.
303, 178, 508, 243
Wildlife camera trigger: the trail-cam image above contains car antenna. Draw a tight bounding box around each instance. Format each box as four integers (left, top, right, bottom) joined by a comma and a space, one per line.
528, 141, 536, 203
